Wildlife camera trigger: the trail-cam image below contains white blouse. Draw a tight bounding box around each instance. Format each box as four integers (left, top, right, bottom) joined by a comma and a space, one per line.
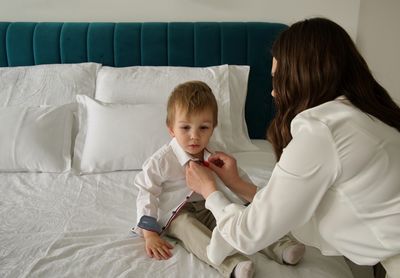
206, 97, 400, 265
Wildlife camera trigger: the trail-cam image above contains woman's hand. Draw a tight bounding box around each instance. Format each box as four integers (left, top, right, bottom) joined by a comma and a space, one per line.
207, 152, 241, 188
207, 151, 257, 202
143, 230, 174, 260
186, 161, 217, 198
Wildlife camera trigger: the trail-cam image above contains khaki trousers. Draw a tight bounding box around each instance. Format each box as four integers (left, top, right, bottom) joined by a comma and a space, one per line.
381, 254, 400, 278
167, 201, 299, 277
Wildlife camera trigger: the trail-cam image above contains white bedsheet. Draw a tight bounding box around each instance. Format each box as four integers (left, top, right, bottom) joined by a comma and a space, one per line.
0, 141, 354, 278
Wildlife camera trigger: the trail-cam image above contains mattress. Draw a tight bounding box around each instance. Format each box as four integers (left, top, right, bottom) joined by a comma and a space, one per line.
0, 140, 354, 278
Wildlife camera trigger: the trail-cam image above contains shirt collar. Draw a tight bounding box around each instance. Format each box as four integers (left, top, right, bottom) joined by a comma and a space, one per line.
335, 95, 351, 105
335, 95, 346, 100
169, 138, 212, 166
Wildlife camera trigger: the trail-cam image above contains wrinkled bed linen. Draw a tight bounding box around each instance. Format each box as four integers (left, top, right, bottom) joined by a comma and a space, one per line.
0, 144, 354, 278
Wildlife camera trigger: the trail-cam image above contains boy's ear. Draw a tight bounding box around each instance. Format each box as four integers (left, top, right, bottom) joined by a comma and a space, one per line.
167, 126, 175, 137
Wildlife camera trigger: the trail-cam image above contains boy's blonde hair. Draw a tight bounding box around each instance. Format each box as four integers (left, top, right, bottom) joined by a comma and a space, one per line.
166, 80, 218, 127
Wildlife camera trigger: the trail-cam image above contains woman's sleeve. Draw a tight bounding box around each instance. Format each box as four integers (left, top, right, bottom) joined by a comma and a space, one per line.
205, 117, 342, 255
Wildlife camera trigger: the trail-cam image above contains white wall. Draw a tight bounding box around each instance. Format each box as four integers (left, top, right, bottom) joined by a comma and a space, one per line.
0, 0, 360, 39
357, 0, 400, 104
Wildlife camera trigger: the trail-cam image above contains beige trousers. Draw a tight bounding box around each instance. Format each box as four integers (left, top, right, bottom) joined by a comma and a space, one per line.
381, 254, 400, 278
166, 201, 299, 278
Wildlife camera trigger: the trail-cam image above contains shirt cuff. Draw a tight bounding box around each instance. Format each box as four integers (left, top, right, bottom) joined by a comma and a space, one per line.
205, 191, 232, 220
137, 215, 163, 234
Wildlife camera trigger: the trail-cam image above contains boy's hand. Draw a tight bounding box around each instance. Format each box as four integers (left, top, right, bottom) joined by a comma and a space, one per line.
143, 230, 174, 260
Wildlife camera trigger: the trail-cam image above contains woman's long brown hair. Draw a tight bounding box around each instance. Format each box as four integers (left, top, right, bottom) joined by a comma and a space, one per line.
267, 17, 400, 160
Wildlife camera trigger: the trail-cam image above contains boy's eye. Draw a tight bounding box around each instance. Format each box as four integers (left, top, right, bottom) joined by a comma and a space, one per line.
200, 126, 210, 130
180, 126, 190, 130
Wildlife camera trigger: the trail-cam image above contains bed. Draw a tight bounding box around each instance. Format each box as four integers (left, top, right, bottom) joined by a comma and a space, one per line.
0, 22, 365, 278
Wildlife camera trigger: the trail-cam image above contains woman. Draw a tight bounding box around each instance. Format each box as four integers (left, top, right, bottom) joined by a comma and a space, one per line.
185, 17, 400, 278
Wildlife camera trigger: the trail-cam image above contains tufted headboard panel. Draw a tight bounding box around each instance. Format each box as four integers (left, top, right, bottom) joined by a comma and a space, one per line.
0, 22, 287, 139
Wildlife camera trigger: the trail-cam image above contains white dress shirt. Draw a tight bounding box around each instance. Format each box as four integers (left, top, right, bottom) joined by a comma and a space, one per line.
133, 138, 247, 236
206, 96, 400, 266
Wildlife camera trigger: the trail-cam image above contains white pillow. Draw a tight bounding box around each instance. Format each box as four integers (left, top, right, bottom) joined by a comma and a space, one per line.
228, 65, 259, 152
73, 95, 171, 173
0, 63, 101, 107
0, 105, 74, 172
94, 64, 257, 152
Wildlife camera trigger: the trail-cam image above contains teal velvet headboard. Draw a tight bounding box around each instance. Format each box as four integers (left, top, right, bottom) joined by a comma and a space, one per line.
0, 22, 287, 139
